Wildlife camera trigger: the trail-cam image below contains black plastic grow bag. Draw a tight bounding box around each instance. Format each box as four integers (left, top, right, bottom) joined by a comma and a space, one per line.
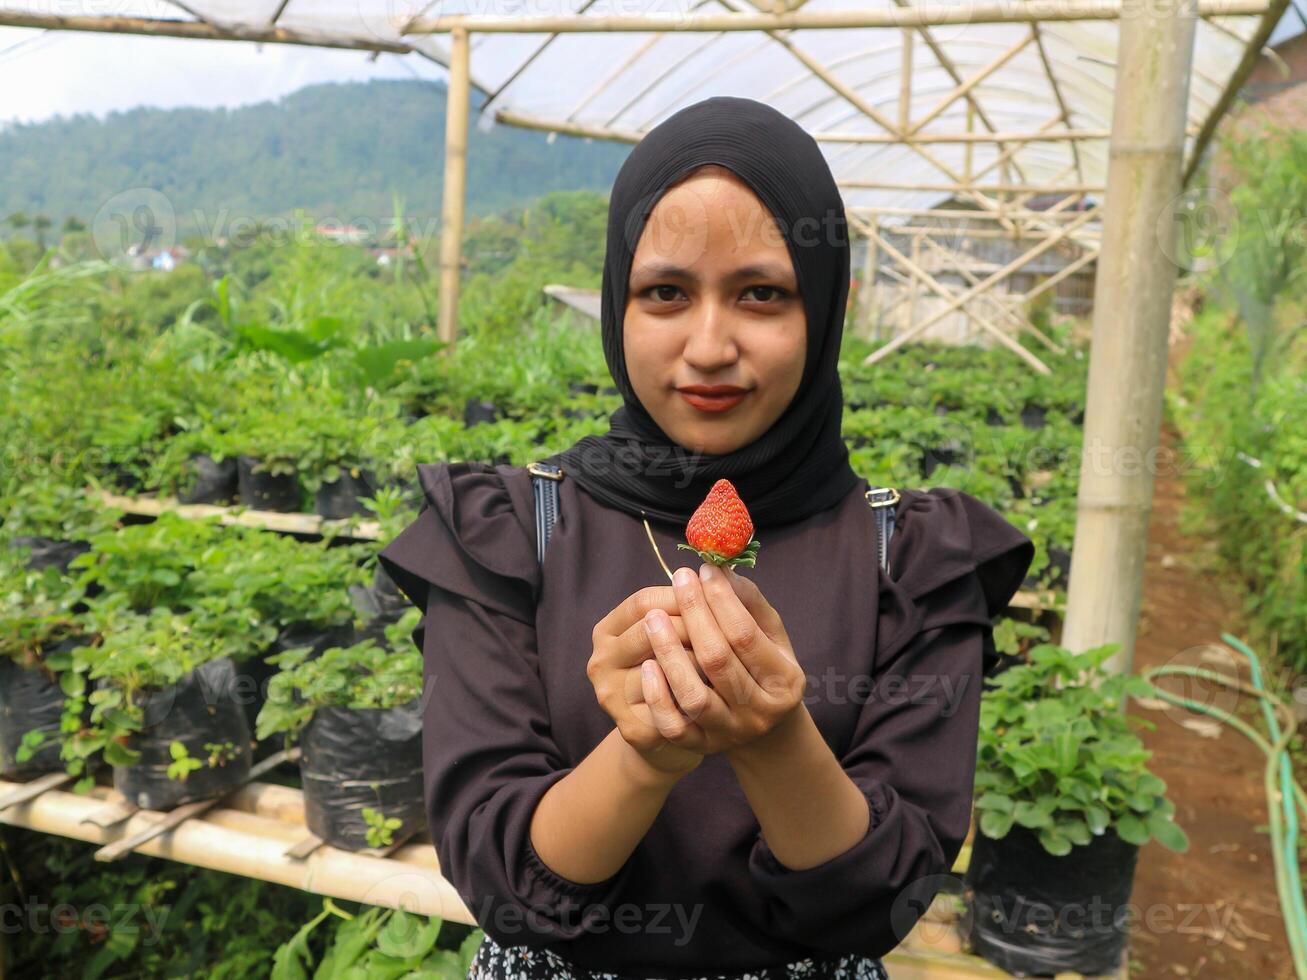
9, 536, 91, 574
0, 658, 67, 778
236, 456, 302, 513
112, 657, 253, 811
348, 564, 410, 624
963, 823, 1139, 976
300, 702, 424, 852
314, 468, 377, 520
179, 454, 238, 505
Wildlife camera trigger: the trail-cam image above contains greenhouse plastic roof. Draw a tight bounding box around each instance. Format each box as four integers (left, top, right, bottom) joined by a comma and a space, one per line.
0, 0, 1285, 215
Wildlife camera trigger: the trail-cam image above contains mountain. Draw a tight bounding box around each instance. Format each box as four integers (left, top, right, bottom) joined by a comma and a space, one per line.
0, 78, 631, 240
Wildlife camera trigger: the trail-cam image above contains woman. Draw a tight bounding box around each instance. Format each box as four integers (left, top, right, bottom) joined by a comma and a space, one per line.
378, 96, 1035, 980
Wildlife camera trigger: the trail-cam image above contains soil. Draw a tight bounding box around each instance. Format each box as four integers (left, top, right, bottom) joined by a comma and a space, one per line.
1099, 333, 1297, 978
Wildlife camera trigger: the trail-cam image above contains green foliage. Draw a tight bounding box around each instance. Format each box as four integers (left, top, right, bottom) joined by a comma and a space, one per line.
0, 553, 83, 669
1169, 127, 1307, 671
362, 807, 404, 849
2, 829, 325, 979
974, 642, 1190, 857
271, 899, 480, 980
256, 609, 422, 742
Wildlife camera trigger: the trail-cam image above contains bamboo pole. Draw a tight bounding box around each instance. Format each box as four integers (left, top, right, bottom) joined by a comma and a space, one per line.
93, 490, 381, 540
904, 34, 1034, 138
437, 27, 471, 351
0, 779, 473, 923
907, 232, 923, 335
858, 217, 881, 338
1060, 0, 1199, 676
0, 12, 417, 53
898, 29, 913, 136
493, 109, 1123, 146
404, 1, 1268, 33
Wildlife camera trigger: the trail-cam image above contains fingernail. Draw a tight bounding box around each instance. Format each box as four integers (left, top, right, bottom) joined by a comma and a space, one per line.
699, 562, 715, 582
644, 611, 664, 634
673, 567, 695, 588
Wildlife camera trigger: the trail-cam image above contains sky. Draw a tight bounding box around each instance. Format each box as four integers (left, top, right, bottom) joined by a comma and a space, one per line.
0, 29, 449, 128
0, 6, 1303, 129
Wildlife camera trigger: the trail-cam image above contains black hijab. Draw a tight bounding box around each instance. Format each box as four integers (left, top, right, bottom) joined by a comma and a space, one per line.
543, 95, 860, 528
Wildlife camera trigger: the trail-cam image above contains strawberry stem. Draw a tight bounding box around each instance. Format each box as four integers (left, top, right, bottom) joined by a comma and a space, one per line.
641, 511, 675, 583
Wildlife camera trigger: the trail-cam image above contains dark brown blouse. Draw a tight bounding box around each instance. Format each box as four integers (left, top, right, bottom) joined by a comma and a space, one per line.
378, 461, 1034, 979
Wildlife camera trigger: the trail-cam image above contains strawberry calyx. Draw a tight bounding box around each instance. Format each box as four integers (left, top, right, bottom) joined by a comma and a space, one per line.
676, 538, 761, 569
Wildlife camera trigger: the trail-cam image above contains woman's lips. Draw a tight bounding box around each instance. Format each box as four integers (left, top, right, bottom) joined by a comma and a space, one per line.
679, 390, 748, 413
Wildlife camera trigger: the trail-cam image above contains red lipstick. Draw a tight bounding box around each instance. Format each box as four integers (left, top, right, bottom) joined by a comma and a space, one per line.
677, 384, 750, 413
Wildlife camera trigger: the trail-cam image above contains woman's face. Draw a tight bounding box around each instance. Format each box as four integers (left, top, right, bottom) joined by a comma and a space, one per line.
623, 165, 806, 457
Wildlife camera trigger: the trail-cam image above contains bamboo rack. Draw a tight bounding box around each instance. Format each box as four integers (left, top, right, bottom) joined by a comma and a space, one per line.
0, 775, 1124, 977
0, 777, 473, 923
93, 490, 381, 540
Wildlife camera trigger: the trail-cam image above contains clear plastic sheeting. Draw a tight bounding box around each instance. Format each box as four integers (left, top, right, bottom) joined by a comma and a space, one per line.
0, 0, 1277, 213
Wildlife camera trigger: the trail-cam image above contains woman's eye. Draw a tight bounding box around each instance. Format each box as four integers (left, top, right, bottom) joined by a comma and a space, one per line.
744, 285, 788, 302
646, 285, 685, 303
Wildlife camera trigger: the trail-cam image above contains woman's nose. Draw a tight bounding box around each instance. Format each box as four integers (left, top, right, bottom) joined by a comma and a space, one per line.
682, 299, 739, 372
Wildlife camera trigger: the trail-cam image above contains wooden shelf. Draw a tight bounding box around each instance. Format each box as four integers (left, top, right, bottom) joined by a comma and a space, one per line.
94, 490, 382, 541
0, 776, 470, 922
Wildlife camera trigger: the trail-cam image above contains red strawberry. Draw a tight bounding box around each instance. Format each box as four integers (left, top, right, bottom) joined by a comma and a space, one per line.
677, 479, 761, 568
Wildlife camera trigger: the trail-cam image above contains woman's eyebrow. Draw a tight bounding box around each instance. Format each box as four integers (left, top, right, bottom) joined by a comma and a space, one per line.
631, 262, 796, 285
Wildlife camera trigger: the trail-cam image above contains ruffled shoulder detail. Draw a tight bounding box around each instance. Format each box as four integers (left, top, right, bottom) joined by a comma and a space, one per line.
376, 462, 542, 626
874, 487, 1035, 672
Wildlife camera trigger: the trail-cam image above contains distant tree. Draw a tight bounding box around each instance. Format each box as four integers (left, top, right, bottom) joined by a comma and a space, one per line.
33, 214, 52, 251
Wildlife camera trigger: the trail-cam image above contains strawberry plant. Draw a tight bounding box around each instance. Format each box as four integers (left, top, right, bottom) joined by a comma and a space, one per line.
974, 641, 1189, 856
255, 608, 422, 742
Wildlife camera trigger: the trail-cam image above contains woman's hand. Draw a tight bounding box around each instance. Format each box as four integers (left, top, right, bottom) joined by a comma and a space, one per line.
589, 586, 706, 778
641, 563, 807, 757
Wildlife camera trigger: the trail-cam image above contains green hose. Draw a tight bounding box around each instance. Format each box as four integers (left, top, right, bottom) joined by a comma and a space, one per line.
1139, 634, 1307, 979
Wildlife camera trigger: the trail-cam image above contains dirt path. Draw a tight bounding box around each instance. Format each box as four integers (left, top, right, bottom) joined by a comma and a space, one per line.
1119, 336, 1294, 978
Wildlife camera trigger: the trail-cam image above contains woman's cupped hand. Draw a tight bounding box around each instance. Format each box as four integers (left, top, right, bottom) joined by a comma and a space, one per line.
588, 564, 807, 776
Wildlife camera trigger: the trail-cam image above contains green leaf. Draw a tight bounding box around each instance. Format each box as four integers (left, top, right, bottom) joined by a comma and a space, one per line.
1116, 813, 1149, 845
979, 808, 1014, 839
1148, 810, 1190, 853
103, 739, 141, 767
375, 910, 439, 960
1013, 800, 1054, 829
1038, 827, 1073, 856
59, 670, 86, 697
271, 906, 333, 980
975, 792, 1013, 813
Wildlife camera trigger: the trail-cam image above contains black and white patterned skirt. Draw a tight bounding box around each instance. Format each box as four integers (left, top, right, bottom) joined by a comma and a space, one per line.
467, 933, 890, 980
